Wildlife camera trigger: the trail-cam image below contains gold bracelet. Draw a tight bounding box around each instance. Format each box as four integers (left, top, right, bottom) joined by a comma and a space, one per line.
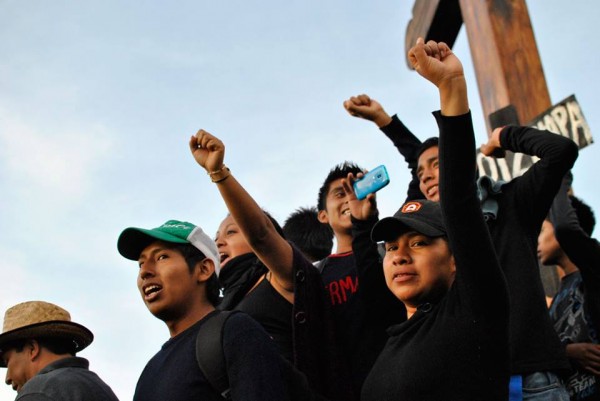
208, 165, 231, 183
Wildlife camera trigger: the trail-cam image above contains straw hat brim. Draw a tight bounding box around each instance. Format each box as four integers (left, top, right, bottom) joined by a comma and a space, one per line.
0, 320, 93, 367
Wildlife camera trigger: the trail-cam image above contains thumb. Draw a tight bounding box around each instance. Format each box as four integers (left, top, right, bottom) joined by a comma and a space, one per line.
408, 38, 428, 71
189, 135, 199, 153
480, 143, 493, 157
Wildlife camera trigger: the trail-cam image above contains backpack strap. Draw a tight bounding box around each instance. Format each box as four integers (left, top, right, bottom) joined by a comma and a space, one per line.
195, 310, 239, 400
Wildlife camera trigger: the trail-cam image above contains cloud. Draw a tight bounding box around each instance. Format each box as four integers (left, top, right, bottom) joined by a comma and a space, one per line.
0, 107, 113, 201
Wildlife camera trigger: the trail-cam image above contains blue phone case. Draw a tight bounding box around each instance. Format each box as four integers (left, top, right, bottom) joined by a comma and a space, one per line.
353, 165, 390, 200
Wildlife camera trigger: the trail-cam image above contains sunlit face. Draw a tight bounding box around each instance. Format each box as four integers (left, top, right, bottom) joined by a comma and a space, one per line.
383, 231, 455, 309
417, 146, 440, 202
317, 178, 352, 236
537, 220, 563, 266
137, 241, 200, 321
215, 215, 253, 268
3, 346, 34, 392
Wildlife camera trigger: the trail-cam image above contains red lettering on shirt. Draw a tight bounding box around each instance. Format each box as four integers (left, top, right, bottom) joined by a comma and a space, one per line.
325, 275, 359, 306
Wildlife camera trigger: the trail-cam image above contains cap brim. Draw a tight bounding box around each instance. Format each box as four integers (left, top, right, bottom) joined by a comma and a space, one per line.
0, 321, 94, 367
371, 216, 445, 242
371, 218, 410, 242
117, 227, 189, 261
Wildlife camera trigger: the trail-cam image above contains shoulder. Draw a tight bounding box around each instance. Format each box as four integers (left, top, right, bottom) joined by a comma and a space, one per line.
223, 311, 266, 337
17, 374, 56, 400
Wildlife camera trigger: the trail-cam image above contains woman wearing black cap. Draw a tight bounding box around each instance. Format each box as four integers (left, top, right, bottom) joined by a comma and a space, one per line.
360, 38, 510, 401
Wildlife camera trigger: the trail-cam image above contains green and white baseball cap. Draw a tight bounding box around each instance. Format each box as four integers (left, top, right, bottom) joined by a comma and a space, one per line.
117, 220, 221, 275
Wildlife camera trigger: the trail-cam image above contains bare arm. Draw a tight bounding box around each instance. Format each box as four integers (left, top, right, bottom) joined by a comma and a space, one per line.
189, 130, 294, 292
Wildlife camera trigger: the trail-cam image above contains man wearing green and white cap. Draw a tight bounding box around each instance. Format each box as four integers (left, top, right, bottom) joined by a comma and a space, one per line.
117, 219, 287, 401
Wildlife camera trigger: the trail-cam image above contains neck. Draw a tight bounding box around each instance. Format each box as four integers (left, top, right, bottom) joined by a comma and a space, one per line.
558, 254, 579, 276
335, 231, 353, 254
405, 305, 417, 319
166, 303, 215, 337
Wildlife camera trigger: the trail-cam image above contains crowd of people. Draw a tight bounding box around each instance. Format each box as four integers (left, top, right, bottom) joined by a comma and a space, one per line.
0, 38, 598, 401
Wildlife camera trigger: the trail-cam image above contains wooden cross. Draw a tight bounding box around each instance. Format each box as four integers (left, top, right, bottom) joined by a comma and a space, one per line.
406, 0, 551, 135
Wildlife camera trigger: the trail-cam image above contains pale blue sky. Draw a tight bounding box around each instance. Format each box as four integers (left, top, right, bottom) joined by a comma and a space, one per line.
1, 1, 598, 399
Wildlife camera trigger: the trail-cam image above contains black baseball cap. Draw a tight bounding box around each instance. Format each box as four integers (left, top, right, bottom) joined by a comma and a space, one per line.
371, 200, 446, 242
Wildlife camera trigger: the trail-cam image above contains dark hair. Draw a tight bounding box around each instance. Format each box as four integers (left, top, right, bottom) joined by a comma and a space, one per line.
37, 337, 78, 355
317, 161, 364, 211
222, 210, 285, 240
263, 210, 286, 239
283, 206, 334, 262
3, 337, 77, 356
570, 195, 596, 236
416, 137, 439, 161
171, 243, 221, 306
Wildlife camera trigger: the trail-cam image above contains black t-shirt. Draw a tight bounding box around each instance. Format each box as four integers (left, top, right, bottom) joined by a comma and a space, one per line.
320, 251, 367, 397
236, 275, 294, 361
321, 241, 406, 399
548, 179, 600, 400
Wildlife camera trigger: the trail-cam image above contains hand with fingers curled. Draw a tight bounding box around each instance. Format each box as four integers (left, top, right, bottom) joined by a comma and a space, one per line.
408, 37, 468, 116
341, 172, 378, 221
480, 126, 506, 158
407, 37, 464, 89
566, 343, 600, 376
189, 129, 230, 183
343, 94, 392, 128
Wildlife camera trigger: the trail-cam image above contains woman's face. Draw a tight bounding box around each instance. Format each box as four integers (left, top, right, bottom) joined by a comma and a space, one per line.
215, 215, 253, 268
383, 231, 455, 310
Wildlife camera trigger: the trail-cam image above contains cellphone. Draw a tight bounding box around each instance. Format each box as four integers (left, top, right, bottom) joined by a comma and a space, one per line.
353, 165, 390, 200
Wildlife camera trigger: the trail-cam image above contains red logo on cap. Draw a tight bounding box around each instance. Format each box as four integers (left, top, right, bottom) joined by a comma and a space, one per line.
401, 202, 422, 213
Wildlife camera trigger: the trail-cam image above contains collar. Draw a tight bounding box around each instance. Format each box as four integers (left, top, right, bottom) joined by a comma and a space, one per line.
38, 356, 89, 375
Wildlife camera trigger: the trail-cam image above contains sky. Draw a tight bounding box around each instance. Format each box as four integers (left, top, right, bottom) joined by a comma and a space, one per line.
1, 1, 599, 399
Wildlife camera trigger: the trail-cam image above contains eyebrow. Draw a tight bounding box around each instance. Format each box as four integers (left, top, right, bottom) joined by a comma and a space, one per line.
417, 156, 439, 174
216, 223, 236, 238
329, 185, 344, 194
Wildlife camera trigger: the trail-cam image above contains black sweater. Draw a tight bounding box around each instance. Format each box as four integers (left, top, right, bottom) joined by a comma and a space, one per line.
380, 115, 577, 374
361, 111, 510, 401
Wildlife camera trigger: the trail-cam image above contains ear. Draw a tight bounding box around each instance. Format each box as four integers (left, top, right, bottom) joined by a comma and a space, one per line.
28, 340, 42, 362
317, 209, 329, 224
449, 255, 457, 276
195, 258, 216, 283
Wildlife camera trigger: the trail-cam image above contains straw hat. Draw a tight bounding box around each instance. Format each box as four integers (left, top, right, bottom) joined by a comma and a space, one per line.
0, 301, 93, 367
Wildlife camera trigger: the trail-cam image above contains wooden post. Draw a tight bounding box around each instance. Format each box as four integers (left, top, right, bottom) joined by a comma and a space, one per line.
405, 0, 551, 135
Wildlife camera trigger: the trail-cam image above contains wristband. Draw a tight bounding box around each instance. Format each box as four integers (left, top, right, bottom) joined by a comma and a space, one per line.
209, 165, 231, 183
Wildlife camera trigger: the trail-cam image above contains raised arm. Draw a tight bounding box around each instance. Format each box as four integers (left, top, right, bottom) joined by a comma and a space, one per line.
189, 131, 294, 291
481, 124, 578, 229
341, 172, 407, 324
344, 94, 424, 201
409, 37, 507, 312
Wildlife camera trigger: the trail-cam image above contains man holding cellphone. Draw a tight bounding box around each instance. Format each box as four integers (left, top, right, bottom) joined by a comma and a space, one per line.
316, 163, 406, 399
